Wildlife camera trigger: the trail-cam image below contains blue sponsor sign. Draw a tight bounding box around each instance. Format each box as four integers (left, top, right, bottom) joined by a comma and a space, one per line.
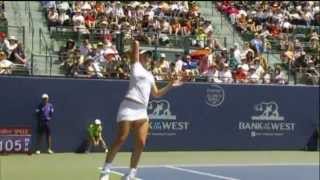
0, 76, 318, 152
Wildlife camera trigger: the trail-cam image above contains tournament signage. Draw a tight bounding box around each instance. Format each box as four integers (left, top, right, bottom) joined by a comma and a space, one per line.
0, 127, 32, 154
0, 76, 318, 151
238, 101, 296, 137
148, 99, 190, 136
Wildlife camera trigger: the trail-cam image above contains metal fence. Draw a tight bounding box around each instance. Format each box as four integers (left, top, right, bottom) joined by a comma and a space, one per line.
30, 53, 60, 76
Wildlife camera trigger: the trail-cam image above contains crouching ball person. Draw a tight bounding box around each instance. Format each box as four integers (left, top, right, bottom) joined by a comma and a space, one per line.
86, 119, 108, 153
99, 40, 183, 180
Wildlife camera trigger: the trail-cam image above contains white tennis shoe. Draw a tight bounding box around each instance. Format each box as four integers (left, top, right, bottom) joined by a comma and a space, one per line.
121, 174, 135, 180
99, 168, 110, 180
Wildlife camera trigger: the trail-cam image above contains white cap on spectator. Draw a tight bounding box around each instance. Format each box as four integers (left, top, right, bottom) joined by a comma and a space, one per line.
160, 53, 166, 58
42, 93, 49, 99
105, 40, 112, 48
8, 36, 17, 41
142, 2, 149, 7
94, 119, 101, 125
238, 10, 247, 16
130, 1, 141, 8
86, 56, 94, 60
139, 49, 149, 55
307, 59, 314, 64
296, 6, 302, 11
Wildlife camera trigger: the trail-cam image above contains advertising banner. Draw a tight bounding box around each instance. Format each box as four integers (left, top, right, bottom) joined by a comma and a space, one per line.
0, 76, 318, 151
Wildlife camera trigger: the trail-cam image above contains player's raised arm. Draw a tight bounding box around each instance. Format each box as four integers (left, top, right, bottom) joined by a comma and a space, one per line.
130, 40, 140, 64
151, 76, 183, 98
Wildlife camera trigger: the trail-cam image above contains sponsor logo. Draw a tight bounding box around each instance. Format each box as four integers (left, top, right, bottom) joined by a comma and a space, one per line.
148, 99, 190, 136
239, 101, 295, 137
205, 85, 225, 107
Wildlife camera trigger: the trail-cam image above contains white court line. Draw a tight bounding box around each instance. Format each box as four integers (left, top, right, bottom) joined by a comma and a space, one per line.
110, 171, 143, 180
165, 165, 240, 180
108, 163, 319, 169
97, 169, 143, 180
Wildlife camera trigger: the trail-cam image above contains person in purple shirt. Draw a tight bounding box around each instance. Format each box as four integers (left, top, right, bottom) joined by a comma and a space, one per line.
35, 93, 54, 154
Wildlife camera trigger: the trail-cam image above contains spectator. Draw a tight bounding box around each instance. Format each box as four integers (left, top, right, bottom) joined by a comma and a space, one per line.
219, 63, 233, 83
242, 42, 255, 58
0, 32, 8, 54
303, 67, 320, 85
181, 19, 192, 36
170, 18, 181, 36
84, 10, 96, 29
174, 54, 184, 73
0, 51, 13, 75
47, 7, 59, 29
309, 29, 319, 50
182, 55, 197, 70
283, 43, 295, 63
72, 8, 88, 34
84, 56, 103, 78
263, 67, 273, 84
57, 8, 71, 26
253, 56, 266, 78
228, 47, 239, 70
206, 64, 222, 83
274, 67, 287, 84
234, 65, 247, 83
35, 94, 54, 154
250, 33, 264, 55
85, 119, 108, 153
113, 1, 125, 18
194, 27, 207, 48
9, 42, 27, 64
233, 42, 241, 65
158, 53, 170, 74
247, 65, 260, 84
79, 38, 92, 56
59, 39, 76, 64
167, 62, 179, 81
6, 36, 18, 58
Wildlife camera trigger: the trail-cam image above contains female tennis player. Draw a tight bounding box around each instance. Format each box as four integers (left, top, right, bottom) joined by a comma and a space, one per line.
99, 40, 182, 180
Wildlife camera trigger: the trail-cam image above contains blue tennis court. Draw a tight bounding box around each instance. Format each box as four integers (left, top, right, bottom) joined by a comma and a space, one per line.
112, 164, 319, 180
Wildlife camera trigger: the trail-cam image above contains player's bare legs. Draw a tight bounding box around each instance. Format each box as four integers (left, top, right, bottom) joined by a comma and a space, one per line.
130, 120, 149, 169
105, 121, 131, 163
100, 121, 130, 180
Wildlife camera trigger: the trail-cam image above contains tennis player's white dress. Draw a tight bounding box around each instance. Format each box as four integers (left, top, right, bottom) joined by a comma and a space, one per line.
116, 61, 155, 122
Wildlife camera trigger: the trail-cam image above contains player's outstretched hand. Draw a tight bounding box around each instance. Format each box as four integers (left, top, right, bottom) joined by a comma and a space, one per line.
172, 79, 184, 87
170, 75, 184, 87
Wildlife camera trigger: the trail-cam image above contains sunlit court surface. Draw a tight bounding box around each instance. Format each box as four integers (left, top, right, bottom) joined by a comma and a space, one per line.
1, 151, 319, 180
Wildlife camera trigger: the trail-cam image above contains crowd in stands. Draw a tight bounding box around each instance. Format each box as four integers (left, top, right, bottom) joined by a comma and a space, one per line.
32, 1, 320, 85
42, 1, 291, 84
216, 1, 320, 85
55, 36, 293, 85
217, 1, 320, 33
41, 1, 219, 48
0, 2, 28, 75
